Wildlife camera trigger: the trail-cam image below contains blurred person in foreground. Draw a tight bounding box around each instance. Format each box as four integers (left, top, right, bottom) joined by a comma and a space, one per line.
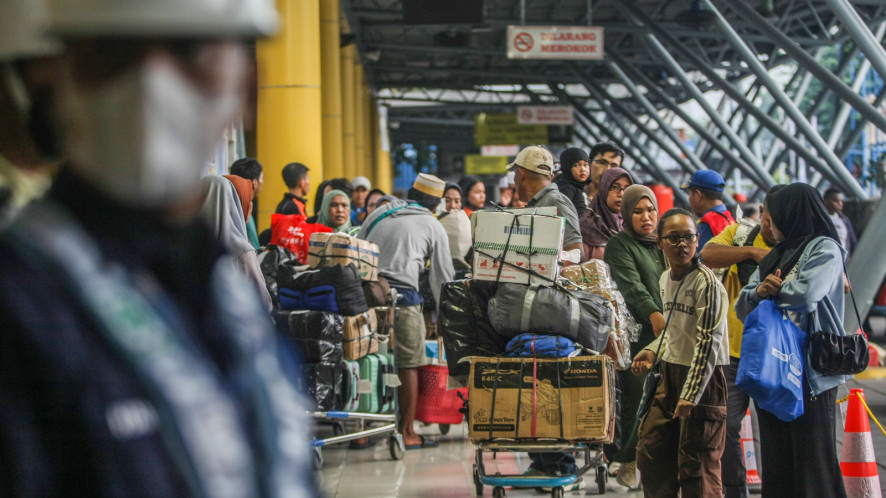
0, 0, 62, 225
0, 1, 314, 496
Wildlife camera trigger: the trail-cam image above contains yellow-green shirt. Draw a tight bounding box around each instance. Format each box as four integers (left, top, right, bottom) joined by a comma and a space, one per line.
706, 222, 773, 358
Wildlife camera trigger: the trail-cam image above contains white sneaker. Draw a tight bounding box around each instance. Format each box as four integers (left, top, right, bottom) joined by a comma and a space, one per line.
608, 461, 621, 477
616, 461, 639, 489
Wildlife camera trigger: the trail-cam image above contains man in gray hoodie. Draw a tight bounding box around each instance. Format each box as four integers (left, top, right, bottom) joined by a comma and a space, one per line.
357, 175, 455, 449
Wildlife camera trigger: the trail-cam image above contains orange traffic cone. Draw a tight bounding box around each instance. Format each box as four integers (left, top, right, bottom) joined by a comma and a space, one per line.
841, 388, 882, 497
739, 408, 761, 485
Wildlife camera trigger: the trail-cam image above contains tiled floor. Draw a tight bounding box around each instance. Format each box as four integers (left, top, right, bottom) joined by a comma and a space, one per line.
314, 375, 886, 497
315, 421, 644, 497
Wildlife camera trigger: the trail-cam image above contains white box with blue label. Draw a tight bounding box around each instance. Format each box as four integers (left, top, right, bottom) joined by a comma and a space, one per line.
471, 209, 564, 285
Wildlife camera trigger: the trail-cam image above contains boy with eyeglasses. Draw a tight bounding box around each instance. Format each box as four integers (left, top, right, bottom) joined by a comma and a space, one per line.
632, 208, 729, 497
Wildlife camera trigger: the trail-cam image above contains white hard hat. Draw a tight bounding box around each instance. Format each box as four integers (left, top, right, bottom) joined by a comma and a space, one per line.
47, 0, 279, 38
0, 0, 61, 61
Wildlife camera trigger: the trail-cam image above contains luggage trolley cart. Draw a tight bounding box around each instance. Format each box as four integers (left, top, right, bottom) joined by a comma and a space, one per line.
473, 439, 609, 497
465, 354, 617, 497
310, 289, 406, 469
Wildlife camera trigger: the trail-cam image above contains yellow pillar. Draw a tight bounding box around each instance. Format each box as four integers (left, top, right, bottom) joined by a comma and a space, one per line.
353, 62, 367, 180
362, 87, 374, 179
256, 0, 323, 230
341, 43, 357, 180
320, 0, 343, 179
372, 103, 393, 194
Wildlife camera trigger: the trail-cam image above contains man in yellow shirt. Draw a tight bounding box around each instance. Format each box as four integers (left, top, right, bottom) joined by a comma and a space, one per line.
700, 202, 777, 498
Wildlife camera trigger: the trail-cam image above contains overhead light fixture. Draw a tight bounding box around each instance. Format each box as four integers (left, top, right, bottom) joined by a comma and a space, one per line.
760, 0, 778, 22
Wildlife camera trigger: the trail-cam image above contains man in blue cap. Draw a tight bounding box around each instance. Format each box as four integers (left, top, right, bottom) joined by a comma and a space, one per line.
682, 170, 735, 248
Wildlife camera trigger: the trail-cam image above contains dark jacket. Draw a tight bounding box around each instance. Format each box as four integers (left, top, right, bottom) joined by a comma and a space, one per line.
603, 231, 667, 345
0, 169, 312, 497
275, 192, 306, 216
554, 175, 589, 219
838, 211, 858, 254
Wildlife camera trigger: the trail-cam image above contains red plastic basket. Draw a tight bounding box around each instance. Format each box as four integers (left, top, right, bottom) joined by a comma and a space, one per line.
415, 364, 468, 425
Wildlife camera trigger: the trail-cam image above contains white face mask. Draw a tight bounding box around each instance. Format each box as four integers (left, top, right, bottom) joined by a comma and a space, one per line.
58, 47, 245, 208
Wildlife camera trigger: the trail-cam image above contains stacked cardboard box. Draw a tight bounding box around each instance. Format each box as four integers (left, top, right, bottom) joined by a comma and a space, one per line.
467, 355, 615, 442
307, 232, 380, 281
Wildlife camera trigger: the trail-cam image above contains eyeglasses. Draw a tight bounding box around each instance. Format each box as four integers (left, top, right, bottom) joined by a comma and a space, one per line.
593, 158, 620, 168
662, 233, 699, 246
609, 185, 628, 194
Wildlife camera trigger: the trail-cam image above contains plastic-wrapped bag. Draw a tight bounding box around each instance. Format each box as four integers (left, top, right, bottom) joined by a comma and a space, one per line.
273, 310, 344, 364
560, 260, 642, 343
299, 361, 347, 411
737, 299, 805, 422
437, 279, 506, 377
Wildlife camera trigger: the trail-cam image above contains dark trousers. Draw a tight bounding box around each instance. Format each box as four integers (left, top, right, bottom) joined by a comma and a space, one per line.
528, 451, 578, 475
636, 362, 727, 498
722, 357, 750, 498
614, 366, 649, 462
756, 382, 847, 498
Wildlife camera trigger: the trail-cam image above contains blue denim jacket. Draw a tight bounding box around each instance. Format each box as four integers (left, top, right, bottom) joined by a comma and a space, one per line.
735, 236, 850, 396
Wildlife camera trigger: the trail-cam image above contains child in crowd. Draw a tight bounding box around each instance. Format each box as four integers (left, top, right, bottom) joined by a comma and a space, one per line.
632, 208, 730, 497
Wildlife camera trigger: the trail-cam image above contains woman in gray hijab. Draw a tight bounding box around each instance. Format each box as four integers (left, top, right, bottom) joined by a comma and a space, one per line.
201, 175, 273, 312
601, 184, 667, 489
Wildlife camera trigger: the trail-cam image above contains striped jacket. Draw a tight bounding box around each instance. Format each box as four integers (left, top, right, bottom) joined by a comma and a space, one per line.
646, 265, 730, 404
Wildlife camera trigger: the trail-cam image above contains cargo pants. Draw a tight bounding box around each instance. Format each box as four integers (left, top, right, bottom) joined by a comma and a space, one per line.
636, 361, 727, 498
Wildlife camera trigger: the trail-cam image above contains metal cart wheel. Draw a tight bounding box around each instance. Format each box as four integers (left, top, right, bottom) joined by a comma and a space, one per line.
312, 447, 323, 470
439, 423, 451, 435
596, 465, 607, 494
492, 485, 507, 498
388, 434, 405, 460
472, 465, 483, 496
550, 486, 564, 498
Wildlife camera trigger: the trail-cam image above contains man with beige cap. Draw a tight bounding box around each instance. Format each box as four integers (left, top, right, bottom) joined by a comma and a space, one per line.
357, 173, 454, 450
510, 145, 585, 264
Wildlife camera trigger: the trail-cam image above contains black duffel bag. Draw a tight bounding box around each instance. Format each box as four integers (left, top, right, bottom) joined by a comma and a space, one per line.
277, 263, 368, 316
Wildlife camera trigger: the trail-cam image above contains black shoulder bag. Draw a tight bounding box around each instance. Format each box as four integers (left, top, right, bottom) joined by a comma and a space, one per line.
808, 260, 869, 376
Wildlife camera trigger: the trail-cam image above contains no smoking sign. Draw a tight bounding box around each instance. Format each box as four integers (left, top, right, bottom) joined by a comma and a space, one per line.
513, 32, 534, 52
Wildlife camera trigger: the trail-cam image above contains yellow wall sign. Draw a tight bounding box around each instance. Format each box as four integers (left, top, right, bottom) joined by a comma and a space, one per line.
465, 155, 510, 175
474, 113, 549, 146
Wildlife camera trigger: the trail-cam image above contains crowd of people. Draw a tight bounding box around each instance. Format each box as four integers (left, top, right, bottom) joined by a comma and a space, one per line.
0, 0, 864, 496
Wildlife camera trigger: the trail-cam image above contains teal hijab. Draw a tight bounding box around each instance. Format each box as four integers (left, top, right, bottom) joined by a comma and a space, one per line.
317, 189, 352, 233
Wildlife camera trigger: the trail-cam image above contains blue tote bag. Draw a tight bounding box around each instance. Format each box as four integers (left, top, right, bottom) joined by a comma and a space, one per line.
736, 299, 806, 421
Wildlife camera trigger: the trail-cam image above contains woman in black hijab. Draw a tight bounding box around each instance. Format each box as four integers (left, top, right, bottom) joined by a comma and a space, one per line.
735, 183, 849, 498
554, 147, 592, 218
